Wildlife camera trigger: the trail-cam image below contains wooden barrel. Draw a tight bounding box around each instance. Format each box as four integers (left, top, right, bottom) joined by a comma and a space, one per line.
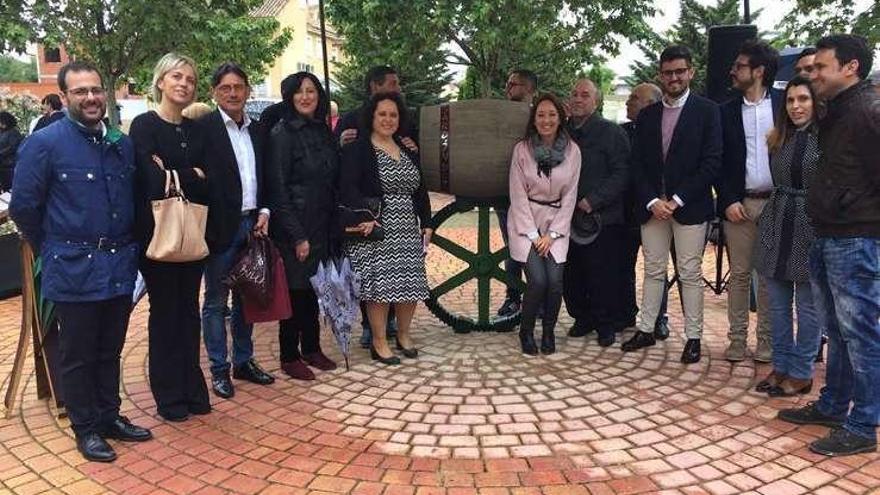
419, 99, 530, 198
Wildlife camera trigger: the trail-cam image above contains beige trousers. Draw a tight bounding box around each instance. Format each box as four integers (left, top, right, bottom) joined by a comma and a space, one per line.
638, 218, 708, 339
723, 197, 771, 344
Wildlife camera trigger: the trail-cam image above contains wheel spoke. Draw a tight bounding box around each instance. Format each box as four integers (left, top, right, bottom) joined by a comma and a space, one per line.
477, 206, 491, 254
432, 233, 477, 263
431, 267, 475, 298
478, 274, 490, 324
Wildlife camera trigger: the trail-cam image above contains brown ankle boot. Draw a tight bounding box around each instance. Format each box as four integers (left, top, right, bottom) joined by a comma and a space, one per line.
768, 377, 813, 397
755, 370, 786, 393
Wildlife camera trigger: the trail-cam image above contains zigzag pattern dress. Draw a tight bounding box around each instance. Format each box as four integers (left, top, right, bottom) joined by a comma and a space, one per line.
345, 147, 430, 302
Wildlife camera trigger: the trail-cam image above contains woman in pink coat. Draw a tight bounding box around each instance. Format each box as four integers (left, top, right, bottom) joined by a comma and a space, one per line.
507, 93, 581, 356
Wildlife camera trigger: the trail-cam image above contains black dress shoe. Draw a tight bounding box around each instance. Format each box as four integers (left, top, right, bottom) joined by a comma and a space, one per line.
653, 320, 670, 341
395, 338, 419, 359
233, 359, 275, 385
76, 432, 117, 462
519, 330, 538, 356
567, 321, 594, 337
680, 339, 701, 364
621, 331, 655, 352
101, 416, 152, 442
540, 330, 555, 355
598, 333, 616, 348
370, 347, 401, 365
212, 375, 235, 399
160, 412, 189, 423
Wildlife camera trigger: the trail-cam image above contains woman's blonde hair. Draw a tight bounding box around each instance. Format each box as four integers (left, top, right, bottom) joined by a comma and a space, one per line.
151, 52, 198, 104
181, 102, 213, 120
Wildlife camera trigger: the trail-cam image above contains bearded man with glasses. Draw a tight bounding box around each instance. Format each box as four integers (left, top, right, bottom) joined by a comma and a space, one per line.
622, 45, 722, 364
10, 61, 152, 462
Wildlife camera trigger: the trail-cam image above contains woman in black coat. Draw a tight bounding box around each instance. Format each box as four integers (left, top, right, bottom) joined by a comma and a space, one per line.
268, 72, 339, 381
0, 111, 22, 191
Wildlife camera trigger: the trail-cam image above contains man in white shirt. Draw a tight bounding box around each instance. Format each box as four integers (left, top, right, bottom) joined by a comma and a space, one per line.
200, 63, 275, 399
717, 40, 781, 363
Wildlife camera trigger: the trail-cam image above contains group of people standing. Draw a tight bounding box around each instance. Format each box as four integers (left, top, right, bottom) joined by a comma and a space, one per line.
503, 34, 879, 457
5, 31, 878, 464
9, 55, 432, 462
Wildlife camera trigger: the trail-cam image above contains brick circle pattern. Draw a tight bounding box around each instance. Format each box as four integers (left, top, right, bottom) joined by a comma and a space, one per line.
1, 225, 879, 494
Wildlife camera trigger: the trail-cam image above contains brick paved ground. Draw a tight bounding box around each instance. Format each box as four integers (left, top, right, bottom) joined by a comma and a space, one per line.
1, 210, 879, 494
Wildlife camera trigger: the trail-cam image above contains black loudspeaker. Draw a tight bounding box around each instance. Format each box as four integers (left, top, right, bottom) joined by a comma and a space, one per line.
706, 24, 758, 103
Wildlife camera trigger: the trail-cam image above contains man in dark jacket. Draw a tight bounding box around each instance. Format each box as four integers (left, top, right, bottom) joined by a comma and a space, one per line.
622, 45, 722, 364
563, 78, 630, 347
10, 61, 152, 462
778, 34, 880, 457
199, 63, 276, 399
717, 40, 781, 363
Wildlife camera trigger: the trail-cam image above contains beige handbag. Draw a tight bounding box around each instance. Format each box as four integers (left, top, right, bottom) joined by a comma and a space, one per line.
146, 169, 209, 262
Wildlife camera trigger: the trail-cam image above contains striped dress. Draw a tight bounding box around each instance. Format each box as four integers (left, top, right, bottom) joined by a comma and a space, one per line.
345, 147, 429, 302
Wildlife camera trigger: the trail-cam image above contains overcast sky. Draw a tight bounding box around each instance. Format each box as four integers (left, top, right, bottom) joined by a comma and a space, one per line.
606, 0, 874, 79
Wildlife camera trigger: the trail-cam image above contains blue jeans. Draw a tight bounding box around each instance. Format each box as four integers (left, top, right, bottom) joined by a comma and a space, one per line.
766, 277, 820, 380
201, 215, 255, 377
811, 237, 880, 441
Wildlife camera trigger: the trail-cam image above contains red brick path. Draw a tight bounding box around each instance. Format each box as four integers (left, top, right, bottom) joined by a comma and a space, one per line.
0, 219, 878, 494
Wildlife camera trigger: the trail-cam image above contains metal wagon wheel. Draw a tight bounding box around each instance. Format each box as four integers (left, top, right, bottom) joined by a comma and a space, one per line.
425, 197, 526, 333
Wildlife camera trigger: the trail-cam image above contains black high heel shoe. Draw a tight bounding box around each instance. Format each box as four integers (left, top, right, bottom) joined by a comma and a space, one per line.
370, 346, 401, 365
395, 338, 419, 358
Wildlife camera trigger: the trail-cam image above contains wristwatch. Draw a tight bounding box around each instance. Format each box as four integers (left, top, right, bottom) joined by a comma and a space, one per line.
549, 231, 562, 240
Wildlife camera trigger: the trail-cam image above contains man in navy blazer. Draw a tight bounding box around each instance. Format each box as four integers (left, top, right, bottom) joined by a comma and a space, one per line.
622, 45, 722, 364
717, 40, 781, 363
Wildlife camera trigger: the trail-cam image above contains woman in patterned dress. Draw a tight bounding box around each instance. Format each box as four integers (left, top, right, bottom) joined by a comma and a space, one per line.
339, 92, 431, 365
754, 76, 821, 397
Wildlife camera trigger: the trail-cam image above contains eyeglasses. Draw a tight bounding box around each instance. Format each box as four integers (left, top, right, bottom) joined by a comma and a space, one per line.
66, 86, 106, 98
731, 62, 752, 71
215, 83, 247, 95
659, 68, 691, 79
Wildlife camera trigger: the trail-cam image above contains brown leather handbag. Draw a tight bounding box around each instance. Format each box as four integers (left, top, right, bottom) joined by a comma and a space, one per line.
146, 170, 209, 262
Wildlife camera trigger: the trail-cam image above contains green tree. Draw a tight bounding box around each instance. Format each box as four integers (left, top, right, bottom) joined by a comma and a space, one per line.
327, 0, 655, 105
0, 0, 54, 53
40, 0, 291, 125
776, 0, 879, 49
0, 55, 37, 82
625, 0, 759, 93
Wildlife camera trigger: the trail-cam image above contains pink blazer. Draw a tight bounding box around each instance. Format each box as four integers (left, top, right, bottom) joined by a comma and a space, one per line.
507, 139, 581, 263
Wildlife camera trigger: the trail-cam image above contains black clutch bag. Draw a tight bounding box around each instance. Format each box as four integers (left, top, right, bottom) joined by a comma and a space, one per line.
339, 198, 384, 241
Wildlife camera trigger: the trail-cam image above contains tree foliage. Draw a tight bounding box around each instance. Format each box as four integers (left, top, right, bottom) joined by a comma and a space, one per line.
0, 55, 37, 83
776, 0, 879, 49
34, 0, 290, 124
0, 0, 53, 53
625, 0, 758, 93
327, 0, 655, 105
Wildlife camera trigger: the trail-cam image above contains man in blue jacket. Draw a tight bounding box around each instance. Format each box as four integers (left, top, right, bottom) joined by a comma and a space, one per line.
10, 61, 152, 462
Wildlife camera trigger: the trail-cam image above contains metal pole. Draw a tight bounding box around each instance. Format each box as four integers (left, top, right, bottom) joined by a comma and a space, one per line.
318, 0, 332, 103
743, 0, 751, 24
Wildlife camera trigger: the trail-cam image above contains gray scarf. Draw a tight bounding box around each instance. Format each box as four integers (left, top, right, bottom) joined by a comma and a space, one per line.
531, 134, 568, 177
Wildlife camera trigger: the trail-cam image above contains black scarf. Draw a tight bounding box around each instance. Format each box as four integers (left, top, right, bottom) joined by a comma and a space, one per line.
531, 134, 568, 177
